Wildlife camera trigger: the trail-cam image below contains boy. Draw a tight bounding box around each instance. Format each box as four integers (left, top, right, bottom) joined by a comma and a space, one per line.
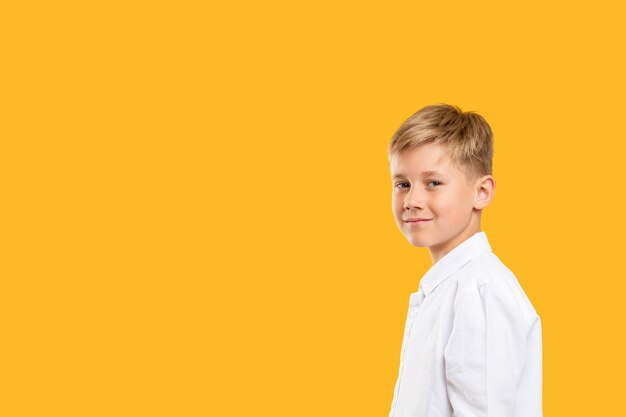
387, 104, 542, 417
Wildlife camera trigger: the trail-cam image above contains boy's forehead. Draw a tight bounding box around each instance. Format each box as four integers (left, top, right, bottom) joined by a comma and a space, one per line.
390, 146, 452, 177
391, 169, 447, 179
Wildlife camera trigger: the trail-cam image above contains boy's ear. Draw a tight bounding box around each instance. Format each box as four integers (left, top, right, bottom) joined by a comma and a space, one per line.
473, 175, 495, 210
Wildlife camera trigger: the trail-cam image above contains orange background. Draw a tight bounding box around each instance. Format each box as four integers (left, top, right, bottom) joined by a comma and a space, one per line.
2, 1, 625, 415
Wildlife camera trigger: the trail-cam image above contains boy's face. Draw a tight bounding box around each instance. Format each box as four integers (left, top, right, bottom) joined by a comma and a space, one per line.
390, 143, 493, 263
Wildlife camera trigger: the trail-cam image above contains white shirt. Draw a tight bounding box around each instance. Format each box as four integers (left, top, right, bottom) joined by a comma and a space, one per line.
388, 231, 542, 417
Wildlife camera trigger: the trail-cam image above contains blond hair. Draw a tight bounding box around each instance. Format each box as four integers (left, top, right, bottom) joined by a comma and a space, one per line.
388, 103, 494, 183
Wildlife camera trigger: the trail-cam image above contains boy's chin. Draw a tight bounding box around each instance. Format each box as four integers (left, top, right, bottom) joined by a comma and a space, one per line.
405, 235, 431, 248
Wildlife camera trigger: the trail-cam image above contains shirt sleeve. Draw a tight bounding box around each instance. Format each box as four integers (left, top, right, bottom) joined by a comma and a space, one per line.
443, 283, 541, 417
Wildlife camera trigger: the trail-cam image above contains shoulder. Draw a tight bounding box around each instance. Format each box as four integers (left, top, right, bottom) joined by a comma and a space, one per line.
452, 252, 540, 328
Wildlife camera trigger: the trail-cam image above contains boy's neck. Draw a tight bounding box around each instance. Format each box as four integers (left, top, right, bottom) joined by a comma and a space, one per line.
428, 222, 482, 265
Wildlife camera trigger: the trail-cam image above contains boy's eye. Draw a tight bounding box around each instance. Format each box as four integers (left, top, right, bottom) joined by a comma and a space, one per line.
394, 181, 442, 189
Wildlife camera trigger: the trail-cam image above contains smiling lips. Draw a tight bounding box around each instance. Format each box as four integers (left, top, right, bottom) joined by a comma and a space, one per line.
405, 218, 432, 223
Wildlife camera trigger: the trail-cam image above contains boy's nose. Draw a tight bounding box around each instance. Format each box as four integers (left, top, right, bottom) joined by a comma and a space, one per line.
404, 192, 426, 210
403, 186, 427, 209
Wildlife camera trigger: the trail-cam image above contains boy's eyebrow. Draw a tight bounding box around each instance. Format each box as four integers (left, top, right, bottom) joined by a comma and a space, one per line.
392, 170, 445, 179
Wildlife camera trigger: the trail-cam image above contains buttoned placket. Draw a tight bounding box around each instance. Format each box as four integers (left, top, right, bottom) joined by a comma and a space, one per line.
389, 287, 426, 417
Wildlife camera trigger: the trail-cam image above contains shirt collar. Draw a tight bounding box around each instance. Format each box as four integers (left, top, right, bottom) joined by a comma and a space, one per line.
418, 231, 492, 296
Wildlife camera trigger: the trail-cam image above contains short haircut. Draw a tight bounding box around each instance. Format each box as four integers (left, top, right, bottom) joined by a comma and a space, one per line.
388, 103, 494, 183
